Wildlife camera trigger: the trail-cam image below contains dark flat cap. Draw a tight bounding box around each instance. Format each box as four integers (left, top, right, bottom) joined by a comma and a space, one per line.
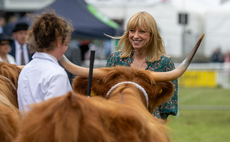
0, 33, 13, 43
12, 22, 29, 33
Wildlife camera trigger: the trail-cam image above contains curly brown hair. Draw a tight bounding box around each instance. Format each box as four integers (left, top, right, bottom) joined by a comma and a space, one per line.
26, 11, 74, 52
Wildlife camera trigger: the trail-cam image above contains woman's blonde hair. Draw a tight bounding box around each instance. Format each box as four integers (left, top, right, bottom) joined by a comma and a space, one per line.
110, 12, 166, 62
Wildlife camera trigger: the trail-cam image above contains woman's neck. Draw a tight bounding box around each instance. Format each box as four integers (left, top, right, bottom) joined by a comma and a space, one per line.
43, 48, 59, 61
132, 49, 147, 69
133, 49, 147, 60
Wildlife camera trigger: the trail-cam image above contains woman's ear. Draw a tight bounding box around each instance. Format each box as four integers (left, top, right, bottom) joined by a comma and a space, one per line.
55, 37, 62, 47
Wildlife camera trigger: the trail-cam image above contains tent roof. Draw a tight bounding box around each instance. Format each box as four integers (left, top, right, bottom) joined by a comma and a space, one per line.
5, 0, 121, 39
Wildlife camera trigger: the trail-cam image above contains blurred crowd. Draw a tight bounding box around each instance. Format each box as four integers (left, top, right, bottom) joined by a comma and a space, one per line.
0, 16, 112, 61
210, 47, 230, 63
210, 47, 230, 75
0, 16, 112, 83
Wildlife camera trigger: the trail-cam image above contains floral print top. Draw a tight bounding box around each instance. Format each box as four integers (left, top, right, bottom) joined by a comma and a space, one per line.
105, 51, 178, 119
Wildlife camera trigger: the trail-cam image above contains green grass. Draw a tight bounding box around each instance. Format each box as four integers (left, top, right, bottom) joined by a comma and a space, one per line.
166, 87, 230, 142
179, 87, 230, 106
167, 110, 230, 142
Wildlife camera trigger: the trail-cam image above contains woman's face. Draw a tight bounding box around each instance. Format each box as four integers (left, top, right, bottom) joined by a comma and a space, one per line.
0, 40, 11, 54
129, 26, 150, 50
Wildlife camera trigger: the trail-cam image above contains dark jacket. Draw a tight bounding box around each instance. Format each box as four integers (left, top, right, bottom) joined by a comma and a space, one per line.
9, 41, 33, 64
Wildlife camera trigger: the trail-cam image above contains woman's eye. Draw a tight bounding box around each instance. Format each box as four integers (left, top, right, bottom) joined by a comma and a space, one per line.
140, 31, 146, 33
130, 30, 135, 32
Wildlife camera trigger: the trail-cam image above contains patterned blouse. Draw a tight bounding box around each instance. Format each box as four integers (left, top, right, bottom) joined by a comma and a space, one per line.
105, 51, 178, 119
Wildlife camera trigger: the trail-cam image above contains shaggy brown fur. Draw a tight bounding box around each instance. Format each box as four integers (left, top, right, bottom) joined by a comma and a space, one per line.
0, 62, 21, 89
0, 102, 21, 142
0, 62, 22, 142
15, 66, 174, 142
15, 92, 170, 142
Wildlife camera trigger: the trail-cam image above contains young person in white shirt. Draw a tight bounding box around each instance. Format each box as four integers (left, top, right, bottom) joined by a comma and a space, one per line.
17, 12, 74, 112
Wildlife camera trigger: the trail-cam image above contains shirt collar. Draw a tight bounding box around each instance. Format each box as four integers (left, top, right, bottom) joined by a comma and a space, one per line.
15, 40, 27, 49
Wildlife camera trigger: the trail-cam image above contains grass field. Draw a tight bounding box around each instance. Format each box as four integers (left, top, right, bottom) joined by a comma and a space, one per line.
179, 87, 230, 106
166, 87, 230, 142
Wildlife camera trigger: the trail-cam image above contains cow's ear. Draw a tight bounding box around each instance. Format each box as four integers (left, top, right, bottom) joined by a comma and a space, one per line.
90, 80, 108, 98
147, 81, 174, 113
73, 76, 107, 97
72, 76, 89, 95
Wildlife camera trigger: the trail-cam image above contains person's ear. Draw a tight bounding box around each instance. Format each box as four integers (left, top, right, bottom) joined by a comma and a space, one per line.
55, 37, 62, 47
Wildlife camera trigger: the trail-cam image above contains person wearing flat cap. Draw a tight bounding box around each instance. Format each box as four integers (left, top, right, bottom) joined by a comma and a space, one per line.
0, 33, 16, 64
9, 22, 33, 65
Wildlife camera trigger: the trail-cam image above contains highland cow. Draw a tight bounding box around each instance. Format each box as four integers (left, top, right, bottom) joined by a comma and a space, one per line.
0, 62, 22, 142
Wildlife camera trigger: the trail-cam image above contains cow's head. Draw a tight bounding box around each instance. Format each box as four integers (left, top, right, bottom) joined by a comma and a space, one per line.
72, 66, 174, 113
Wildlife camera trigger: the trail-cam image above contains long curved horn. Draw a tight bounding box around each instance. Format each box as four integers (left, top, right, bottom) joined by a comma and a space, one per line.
152, 34, 204, 82
59, 55, 105, 79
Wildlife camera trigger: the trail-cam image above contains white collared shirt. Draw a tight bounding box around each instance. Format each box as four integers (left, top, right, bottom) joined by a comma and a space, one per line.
17, 52, 72, 112
15, 40, 29, 65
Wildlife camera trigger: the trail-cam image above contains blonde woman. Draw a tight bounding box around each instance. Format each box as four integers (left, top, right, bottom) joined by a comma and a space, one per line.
106, 12, 178, 120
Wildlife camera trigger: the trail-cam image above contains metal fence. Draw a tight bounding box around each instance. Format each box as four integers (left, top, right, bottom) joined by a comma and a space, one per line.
177, 63, 230, 110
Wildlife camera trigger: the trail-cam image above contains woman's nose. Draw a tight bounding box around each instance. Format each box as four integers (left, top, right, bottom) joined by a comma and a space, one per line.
133, 31, 139, 38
